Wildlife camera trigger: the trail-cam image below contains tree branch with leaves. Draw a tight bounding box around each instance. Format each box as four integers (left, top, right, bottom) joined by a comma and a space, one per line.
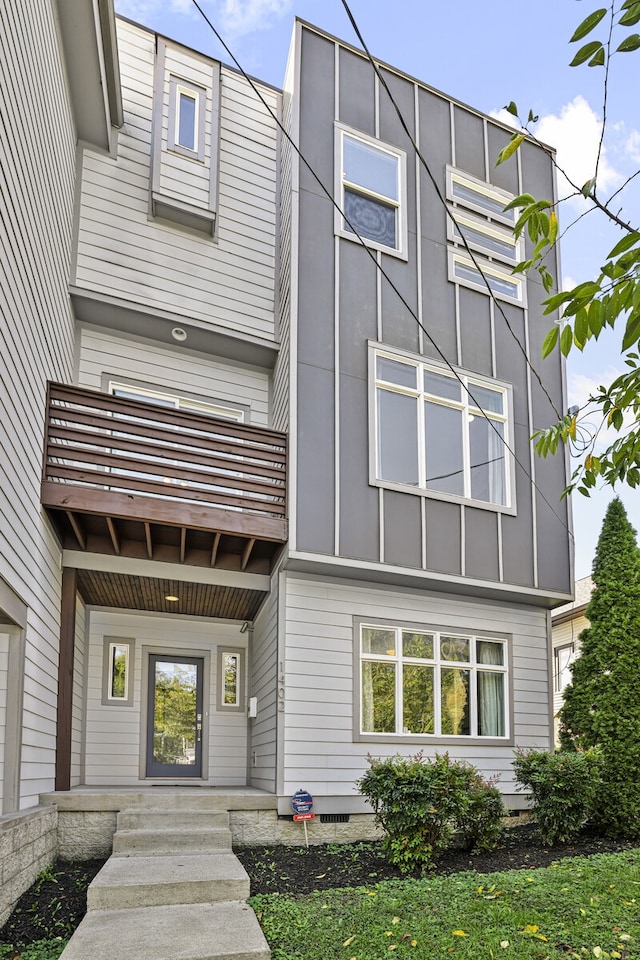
496, 0, 640, 497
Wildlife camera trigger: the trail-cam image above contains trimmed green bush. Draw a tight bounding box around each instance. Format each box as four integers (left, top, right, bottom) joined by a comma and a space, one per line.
513, 748, 602, 845
356, 752, 504, 872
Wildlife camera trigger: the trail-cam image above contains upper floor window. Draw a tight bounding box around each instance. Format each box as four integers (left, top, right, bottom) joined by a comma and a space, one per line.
336, 125, 407, 259
168, 78, 205, 160
109, 383, 245, 422
370, 346, 514, 511
446, 166, 525, 305
554, 642, 575, 693
359, 622, 509, 739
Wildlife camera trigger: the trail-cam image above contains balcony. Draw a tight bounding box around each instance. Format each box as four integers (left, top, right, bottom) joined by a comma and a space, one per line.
41, 383, 287, 575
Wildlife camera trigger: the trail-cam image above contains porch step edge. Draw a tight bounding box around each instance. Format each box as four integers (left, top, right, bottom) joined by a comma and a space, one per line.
112, 827, 232, 855
59, 900, 270, 960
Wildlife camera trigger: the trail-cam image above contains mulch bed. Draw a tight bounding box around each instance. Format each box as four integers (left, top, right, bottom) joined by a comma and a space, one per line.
236, 822, 640, 896
2, 825, 639, 948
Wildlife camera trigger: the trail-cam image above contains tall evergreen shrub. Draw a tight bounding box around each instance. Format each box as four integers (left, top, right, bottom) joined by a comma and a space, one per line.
560, 497, 640, 838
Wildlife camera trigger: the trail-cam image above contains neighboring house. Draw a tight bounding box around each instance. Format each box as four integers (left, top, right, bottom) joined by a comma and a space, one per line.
1, 0, 572, 907
551, 575, 592, 743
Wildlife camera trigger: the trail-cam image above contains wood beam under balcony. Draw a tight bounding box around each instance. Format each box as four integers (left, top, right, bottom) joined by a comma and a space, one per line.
106, 517, 120, 555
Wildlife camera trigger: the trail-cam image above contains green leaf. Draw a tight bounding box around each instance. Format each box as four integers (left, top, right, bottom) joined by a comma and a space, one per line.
570, 8, 607, 40
549, 210, 558, 246
622, 311, 640, 350
496, 134, 526, 167
560, 324, 574, 356
541, 325, 559, 358
588, 299, 604, 337
569, 40, 603, 65
616, 33, 640, 50
619, 2, 640, 25
543, 290, 574, 315
607, 231, 640, 259
503, 192, 536, 213
505, 101, 518, 117
575, 308, 589, 347
589, 46, 606, 65
527, 109, 539, 123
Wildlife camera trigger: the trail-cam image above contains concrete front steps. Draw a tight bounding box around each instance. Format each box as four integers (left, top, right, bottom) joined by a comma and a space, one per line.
60, 803, 270, 960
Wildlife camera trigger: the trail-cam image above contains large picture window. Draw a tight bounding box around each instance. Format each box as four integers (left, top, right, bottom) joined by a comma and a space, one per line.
359, 623, 508, 739
336, 125, 406, 258
371, 347, 513, 510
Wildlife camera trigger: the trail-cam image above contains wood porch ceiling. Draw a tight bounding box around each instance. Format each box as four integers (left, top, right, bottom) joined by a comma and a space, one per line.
76, 569, 266, 620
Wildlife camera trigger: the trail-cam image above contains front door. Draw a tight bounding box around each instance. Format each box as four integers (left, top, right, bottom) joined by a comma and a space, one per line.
146, 654, 204, 778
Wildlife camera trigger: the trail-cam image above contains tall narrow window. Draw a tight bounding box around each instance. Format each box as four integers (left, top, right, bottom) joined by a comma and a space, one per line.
216, 646, 245, 713
177, 89, 197, 151
336, 125, 406, 257
102, 637, 134, 707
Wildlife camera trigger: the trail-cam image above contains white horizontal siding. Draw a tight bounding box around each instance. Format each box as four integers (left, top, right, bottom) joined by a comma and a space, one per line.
77, 326, 270, 426
281, 575, 551, 800
75, 20, 279, 343
0, 632, 9, 809
551, 614, 587, 720
0, 0, 77, 808
83, 610, 248, 786
249, 582, 278, 792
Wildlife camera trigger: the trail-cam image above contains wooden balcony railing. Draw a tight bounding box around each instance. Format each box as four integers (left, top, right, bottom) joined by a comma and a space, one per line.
41, 383, 288, 557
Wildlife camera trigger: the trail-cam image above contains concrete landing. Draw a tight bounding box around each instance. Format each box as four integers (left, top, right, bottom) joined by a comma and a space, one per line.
60, 901, 270, 960
59, 805, 270, 960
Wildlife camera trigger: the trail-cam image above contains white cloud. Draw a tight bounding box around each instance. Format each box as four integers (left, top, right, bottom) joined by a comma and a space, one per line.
491, 96, 623, 204
115, 0, 291, 35
489, 107, 520, 130
625, 129, 640, 164
562, 274, 577, 292
217, 0, 291, 36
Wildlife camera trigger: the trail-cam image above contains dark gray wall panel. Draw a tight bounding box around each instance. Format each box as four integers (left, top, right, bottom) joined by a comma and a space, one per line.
500, 423, 535, 586
459, 287, 492, 376
298, 189, 335, 370
381, 252, 420, 354
378, 70, 417, 239
421, 238, 457, 364
418, 89, 452, 247
487, 123, 519, 194
425, 500, 461, 576
535, 476, 571, 593
383, 491, 422, 568
494, 303, 528, 428
339, 373, 380, 561
453, 106, 485, 179
299, 30, 335, 199
296, 362, 335, 554
339, 243, 378, 380
338, 48, 375, 136
465, 507, 500, 581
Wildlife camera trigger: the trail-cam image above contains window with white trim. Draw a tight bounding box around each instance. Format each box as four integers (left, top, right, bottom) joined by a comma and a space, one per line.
371, 347, 513, 509
554, 642, 575, 694
446, 166, 525, 305
336, 125, 406, 257
168, 77, 205, 161
359, 623, 508, 738
109, 383, 245, 422
216, 646, 245, 713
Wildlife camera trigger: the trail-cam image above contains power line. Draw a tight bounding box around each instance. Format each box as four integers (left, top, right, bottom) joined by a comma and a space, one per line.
188, 0, 573, 543
339, 0, 562, 423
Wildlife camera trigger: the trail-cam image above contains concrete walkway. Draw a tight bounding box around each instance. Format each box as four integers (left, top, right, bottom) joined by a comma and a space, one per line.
59, 796, 270, 960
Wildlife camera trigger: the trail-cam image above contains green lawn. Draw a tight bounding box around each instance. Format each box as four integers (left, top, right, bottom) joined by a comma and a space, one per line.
251, 850, 640, 960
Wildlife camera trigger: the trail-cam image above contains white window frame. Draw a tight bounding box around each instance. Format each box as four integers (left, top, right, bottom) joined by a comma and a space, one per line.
335, 123, 408, 260
168, 77, 205, 161
445, 166, 526, 305
102, 637, 135, 707
216, 646, 245, 713
108, 383, 245, 423
554, 642, 575, 694
368, 343, 516, 513
356, 620, 510, 742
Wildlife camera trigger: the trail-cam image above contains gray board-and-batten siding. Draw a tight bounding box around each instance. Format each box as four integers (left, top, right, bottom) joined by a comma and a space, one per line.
287, 23, 570, 600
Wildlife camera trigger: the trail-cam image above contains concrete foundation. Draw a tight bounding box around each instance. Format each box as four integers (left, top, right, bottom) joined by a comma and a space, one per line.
0, 806, 58, 926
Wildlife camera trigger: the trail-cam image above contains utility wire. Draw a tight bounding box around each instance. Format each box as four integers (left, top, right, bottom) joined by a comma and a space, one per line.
340, 0, 562, 423
189, 0, 574, 542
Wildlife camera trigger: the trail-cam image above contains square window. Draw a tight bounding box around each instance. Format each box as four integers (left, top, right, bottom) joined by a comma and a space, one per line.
336, 125, 407, 258
358, 622, 509, 739
371, 346, 514, 511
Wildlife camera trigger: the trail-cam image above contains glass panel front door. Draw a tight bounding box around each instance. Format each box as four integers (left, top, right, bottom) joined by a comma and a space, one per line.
146, 655, 204, 778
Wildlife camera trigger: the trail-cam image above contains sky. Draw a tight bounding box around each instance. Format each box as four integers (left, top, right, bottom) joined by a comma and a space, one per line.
114, 0, 640, 581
